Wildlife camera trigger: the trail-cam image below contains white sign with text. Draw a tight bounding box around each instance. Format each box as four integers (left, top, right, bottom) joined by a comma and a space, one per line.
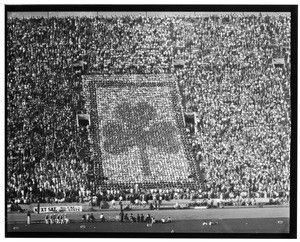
33, 205, 82, 213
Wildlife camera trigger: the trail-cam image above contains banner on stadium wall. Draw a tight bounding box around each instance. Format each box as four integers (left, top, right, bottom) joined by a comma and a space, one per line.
33, 205, 82, 213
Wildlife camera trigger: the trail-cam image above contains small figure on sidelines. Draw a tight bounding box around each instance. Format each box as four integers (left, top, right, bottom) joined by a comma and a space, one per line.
119, 211, 124, 223
64, 213, 70, 224
129, 213, 135, 223
209, 221, 219, 225
151, 216, 155, 225
49, 214, 54, 224
86, 213, 90, 222
45, 214, 50, 224
56, 213, 61, 224
55, 213, 60, 224
124, 213, 129, 222
52, 213, 57, 224
100, 213, 105, 222
162, 217, 172, 224
90, 213, 95, 222
27, 210, 31, 225
59, 213, 64, 224
145, 214, 151, 224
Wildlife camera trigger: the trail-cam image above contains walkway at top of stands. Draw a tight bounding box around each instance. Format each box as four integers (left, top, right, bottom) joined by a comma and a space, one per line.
7, 11, 289, 19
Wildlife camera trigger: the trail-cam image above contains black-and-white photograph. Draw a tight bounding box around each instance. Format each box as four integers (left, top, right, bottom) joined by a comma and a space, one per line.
4, 4, 297, 239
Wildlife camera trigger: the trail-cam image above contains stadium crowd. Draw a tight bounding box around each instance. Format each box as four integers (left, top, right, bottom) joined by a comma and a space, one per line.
7, 13, 290, 206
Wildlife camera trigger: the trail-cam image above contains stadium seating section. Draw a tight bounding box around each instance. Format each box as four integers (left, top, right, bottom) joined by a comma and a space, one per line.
6, 13, 291, 205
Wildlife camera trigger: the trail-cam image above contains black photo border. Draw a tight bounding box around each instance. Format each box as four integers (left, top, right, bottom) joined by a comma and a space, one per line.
4, 4, 297, 239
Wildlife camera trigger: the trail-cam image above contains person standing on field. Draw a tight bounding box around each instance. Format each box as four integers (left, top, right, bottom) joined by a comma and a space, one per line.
27, 210, 31, 225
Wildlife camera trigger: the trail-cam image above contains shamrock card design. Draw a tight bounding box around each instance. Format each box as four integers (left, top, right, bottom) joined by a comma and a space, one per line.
83, 75, 193, 184
103, 101, 180, 176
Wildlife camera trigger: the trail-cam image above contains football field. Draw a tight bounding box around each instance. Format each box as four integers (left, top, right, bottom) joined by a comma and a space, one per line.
7, 217, 289, 234
6, 206, 290, 236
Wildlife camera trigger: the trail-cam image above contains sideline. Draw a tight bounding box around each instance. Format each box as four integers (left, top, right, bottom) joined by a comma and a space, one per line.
7, 206, 289, 224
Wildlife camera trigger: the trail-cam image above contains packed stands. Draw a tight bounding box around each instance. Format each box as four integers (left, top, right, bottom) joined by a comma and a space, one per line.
6, 13, 291, 205
82, 74, 197, 185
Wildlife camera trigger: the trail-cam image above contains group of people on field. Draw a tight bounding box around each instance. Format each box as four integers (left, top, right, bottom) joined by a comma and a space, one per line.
44, 213, 70, 224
